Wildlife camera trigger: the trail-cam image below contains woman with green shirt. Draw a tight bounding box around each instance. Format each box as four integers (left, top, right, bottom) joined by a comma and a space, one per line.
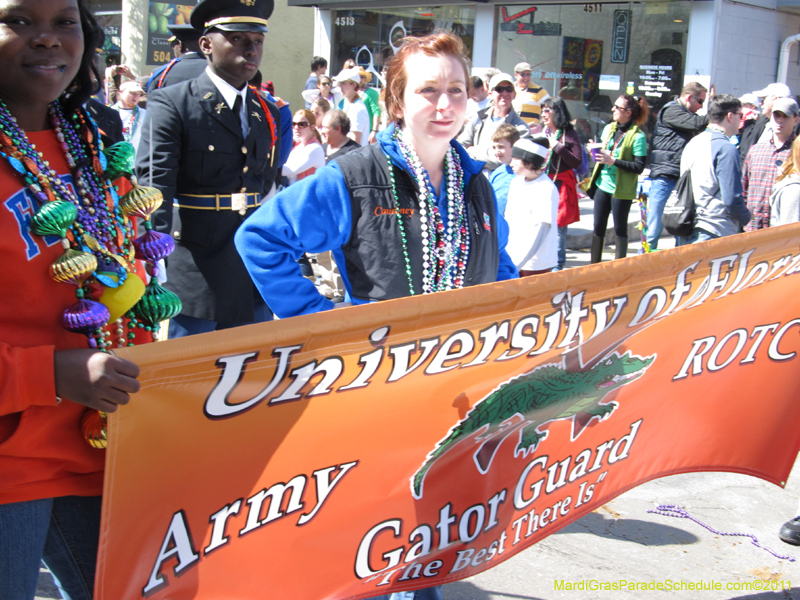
587, 94, 649, 262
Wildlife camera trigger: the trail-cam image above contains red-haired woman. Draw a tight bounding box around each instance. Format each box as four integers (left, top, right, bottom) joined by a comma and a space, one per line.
587, 94, 649, 262
236, 35, 518, 598
236, 32, 516, 316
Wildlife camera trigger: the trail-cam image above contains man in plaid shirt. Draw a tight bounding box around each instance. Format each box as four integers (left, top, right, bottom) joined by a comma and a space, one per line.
742, 97, 799, 231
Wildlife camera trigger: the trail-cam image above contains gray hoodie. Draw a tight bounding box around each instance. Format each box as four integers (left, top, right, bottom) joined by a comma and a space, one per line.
680, 130, 751, 237
770, 175, 800, 226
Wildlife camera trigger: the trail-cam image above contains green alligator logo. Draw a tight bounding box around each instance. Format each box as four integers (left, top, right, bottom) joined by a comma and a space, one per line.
411, 350, 655, 499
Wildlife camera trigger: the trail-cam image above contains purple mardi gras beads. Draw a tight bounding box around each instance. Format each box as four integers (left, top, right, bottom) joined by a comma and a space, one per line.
62, 299, 110, 346
133, 229, 175, 263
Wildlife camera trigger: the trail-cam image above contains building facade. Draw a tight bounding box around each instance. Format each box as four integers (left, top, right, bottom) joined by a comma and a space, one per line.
102, 0, 800, 133
295, 0, 800, 138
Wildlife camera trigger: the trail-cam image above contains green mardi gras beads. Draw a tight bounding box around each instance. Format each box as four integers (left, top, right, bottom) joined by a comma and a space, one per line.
132, 280, 182, 326
30, 199, 78, 237
103, 141, 136, 180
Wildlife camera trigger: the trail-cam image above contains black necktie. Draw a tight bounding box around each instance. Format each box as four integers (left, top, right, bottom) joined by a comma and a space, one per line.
232, 94, 245, 136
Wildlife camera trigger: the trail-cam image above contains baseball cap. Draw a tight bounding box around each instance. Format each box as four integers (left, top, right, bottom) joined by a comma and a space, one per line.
489, 73, 515, 90
771, 97, 800, 117
753, 83, 792, 99
739, 93, 760, 107
514, 62, 532, 73
333, 68, 361, 86
119, 80, 144, 94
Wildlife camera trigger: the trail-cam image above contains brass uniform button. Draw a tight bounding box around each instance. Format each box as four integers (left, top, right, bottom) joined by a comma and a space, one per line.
243, 166, 249, 173
208, 145, 214, 151
241, 146, 247, 154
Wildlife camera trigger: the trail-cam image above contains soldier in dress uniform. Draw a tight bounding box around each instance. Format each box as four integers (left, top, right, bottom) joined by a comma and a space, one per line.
136, 0, 283, 338
145, 24, 206, 92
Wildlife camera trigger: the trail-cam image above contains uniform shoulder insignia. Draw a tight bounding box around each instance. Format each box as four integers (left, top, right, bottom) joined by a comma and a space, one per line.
251, 111, 261, 121
203, 92, 214, 100
215, 102, 226, 114
251, 98, 260, 106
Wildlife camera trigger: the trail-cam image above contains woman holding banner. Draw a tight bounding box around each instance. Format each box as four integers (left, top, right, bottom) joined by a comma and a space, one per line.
0, 1, 150, 598
236, 31, 517, 598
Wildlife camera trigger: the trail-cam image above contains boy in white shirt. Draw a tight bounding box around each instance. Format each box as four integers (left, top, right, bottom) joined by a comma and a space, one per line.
504, 138, 560, 275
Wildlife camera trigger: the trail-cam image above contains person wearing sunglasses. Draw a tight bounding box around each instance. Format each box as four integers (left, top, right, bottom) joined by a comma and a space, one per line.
586, 94, 649, 262
458, 72, 530, 172
301, 75, 341, 110
647, 82, 709, 250
304, 55, 328, 107
283, 109, 325, 185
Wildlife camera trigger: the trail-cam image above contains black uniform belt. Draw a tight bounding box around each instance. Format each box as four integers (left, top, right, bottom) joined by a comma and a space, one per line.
174, 192, 262, 212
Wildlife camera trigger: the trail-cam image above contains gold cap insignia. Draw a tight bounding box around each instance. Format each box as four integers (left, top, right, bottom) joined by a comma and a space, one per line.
241, 0, 256, 5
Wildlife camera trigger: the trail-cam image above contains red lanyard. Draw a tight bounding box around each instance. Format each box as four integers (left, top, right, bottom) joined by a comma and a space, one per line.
247, 86, 278, 167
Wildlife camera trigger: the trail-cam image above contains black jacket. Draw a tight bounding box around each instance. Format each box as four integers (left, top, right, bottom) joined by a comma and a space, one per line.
135, 70, 282, 323
335, 144, 499, 300
86, 99, 124, 148
738, 115, 768, 167
649, 99, 708, 179
158, 53, 207, 90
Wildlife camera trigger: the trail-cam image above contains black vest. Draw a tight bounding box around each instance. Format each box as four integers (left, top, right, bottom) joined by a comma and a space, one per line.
335, 144, 499, 301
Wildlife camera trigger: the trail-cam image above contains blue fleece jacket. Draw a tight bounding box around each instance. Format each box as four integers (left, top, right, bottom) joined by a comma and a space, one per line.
236, 125, 518, 319
490, 163, 515, 217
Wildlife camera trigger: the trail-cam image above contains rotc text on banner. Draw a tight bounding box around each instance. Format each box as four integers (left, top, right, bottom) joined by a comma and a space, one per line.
96, 225, 800, 600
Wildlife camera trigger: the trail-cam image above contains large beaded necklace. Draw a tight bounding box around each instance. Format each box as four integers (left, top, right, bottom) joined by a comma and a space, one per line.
0, 97, 182, 448
387, 128, 469, 295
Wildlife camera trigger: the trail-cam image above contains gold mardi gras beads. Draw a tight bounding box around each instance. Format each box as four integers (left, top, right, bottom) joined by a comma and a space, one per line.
120, 183, 163, 221
50, 244, 97, 286
81, 409, 108, 449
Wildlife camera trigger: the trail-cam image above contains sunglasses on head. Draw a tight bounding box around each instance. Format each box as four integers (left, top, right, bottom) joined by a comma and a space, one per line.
293, 121, 310, 128
494, 85, 514, 94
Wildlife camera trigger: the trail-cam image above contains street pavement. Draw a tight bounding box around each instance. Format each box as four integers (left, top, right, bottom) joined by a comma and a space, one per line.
36, 198, 800, 600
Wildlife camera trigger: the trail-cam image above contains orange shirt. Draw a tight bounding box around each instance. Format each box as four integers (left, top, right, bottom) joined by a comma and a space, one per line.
0, 128, 147, 504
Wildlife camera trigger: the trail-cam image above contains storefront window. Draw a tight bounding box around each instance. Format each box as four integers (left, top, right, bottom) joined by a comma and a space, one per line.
494, 2, 692, 140
331, 6, 476, 88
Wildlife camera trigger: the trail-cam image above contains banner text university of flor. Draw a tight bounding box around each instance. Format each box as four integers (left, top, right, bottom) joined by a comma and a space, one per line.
204, 247, 800, 420
145, 246, 800, 595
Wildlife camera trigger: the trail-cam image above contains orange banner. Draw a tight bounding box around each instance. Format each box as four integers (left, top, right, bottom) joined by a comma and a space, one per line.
97, 225, 800, 600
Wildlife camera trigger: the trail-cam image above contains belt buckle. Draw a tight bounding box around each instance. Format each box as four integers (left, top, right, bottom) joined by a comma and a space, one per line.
231, 193, 247, 215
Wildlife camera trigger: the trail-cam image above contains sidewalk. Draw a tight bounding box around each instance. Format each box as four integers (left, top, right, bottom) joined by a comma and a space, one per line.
36, 457, 799, 598
565, 193, 673, 261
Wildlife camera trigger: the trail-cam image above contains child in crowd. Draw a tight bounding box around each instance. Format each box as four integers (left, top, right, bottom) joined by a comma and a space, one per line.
505, 138, 560, 276
489, 124, 521, 216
